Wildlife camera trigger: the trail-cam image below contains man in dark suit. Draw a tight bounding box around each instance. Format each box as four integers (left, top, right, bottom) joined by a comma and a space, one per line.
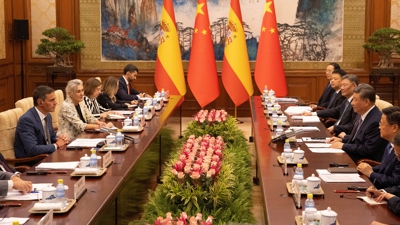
329, 83, 388, 163
14, 86, 69, 159
312, 62, 341, 110
303, 72, 354, 128
116, 64, 151, 101
366, 132, 400, 217
357, 106, 400, 189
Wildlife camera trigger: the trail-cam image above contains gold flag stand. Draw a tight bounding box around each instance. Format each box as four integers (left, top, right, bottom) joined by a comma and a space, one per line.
234, 106, 243, 124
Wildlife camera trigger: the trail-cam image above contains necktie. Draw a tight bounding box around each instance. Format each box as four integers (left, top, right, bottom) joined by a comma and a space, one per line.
327, 92, 337, 108
0, 157, 13, 172
379, 144, 393, 168
43, 117, 51, 145
127, 84, 130, 95
349, 115, 362, 142
335, 101, 350, 125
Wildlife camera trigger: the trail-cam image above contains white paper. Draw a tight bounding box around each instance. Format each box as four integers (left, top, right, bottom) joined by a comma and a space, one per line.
284, 106, 312, 115
112, 110, 134, 115
302, 137, 330, 142
357, 196, 387, 205
107, 114, 125, 119
68, 138, 105, 148
309, 148, 345, 153
139, 97, 152, 100
36, 162, 79, 170
306, 143, 332, 148
316, 169, 365, 182
276, 98, 299, 103
0, 217, 30, 224
290, 126, 320, 131
302, 116, 321, 122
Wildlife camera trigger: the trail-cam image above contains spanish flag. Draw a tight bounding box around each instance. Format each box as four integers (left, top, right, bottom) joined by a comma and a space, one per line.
222, 0, 253, 107
187, 0, 219, 108
254, 0, 287, 96
154, 0, 186, 96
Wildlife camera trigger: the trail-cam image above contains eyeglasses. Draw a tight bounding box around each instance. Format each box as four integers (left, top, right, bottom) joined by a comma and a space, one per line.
379, 122, 392, 126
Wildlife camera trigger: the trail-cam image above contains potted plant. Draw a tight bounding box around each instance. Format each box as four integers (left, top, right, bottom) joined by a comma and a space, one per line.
35, 27, 85, 67
363, 27, 400, 68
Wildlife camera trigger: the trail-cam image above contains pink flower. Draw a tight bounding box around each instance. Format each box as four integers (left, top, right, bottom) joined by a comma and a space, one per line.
196, 213, 203, 221
211, 155, 220, 162
177, 172, 185, 179
174, 161, 184, 171
192, 163, 201, 171
190, 171, 201, 180
166, 212, 173, 220
171, 169, 178, 175
184, 165, 191, 173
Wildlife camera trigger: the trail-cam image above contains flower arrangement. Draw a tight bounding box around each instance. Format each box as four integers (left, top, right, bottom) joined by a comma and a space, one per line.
194, 109, 228, 125
171, 135, 224, 187
150, 212, 213, 225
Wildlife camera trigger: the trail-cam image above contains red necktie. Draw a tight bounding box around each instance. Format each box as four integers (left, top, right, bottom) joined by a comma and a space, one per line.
127, 84, 130, 95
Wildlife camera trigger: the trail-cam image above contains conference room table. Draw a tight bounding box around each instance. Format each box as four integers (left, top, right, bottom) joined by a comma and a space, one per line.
3, 95, 183, 224
250, 96, 400, 225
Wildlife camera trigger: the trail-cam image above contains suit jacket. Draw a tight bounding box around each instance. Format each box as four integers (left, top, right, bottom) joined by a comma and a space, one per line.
325, 90, 346, 110
383, 186, 400, 217
317, 82, 335, 108
0, 171, 13, 196
14, 107, 57, 158
342, 106, 388, 163
369, 144, 400, 189
317, 97, 350, 119
97, 93, 129, 110
116, 76, 140, 101
332, 100, 357, 135
57, 98, 97, 140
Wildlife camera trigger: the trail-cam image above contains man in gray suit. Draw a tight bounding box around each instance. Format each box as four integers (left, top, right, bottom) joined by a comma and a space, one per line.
0, 171, 32, 196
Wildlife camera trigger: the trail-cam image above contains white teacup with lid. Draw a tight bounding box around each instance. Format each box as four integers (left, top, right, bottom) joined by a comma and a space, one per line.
304, 207, 318, 225
293, 148, 305, 162
320, 207, 337, 225
41, 185, 57, 203
122, 118, 132, 127
105, 133, 116, 147
306, 173, 321, 193
273, 104, 281, 111
80, 154, 90, 168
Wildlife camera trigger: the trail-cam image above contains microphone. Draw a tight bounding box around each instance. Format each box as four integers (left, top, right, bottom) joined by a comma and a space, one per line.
271, 129, 302, 142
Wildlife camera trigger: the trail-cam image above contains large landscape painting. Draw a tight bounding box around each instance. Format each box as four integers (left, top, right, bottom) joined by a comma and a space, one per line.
101, 0, 343, 61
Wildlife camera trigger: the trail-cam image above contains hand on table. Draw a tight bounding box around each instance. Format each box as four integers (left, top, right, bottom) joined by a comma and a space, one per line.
357, 163, 373, 177
327, 136, 342, 144
327, 126, 334, 134
12, 176, 32, 194
302, 111, 312, 116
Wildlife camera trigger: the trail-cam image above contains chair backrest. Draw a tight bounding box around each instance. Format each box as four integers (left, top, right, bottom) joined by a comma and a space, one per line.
0, 108, 24, 159
15, 97, 34, 114
375, 99, 393, 111
50, 89, 64, 130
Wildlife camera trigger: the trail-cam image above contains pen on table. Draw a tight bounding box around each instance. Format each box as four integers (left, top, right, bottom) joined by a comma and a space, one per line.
20, 190, 39, 194
333, 190, 360, 193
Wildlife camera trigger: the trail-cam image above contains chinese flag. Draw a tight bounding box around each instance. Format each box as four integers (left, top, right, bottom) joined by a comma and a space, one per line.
254, 0, 287, 96
187, 0, 219, 108
221, 0, 254, 107
154, 0, 186, 96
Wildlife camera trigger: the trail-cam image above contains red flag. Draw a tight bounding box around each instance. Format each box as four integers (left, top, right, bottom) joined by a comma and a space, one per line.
154, 0, 186, 96
187, 0, 219, 108
221, 0, 254, 107
254, 0, 287, 96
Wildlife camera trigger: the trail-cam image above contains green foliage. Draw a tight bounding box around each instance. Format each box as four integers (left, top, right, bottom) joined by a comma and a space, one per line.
363, 27, 400, 68
35, 27, 85, 67
140, 116, 255, 224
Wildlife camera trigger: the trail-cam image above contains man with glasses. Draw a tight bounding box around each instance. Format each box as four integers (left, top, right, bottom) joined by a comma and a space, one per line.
329, 83, 388, 163
357, 106, 400, 189
116, 64, 151, 101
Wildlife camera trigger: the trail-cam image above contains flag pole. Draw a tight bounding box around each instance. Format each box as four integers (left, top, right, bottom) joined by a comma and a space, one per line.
234, 106, 243, 124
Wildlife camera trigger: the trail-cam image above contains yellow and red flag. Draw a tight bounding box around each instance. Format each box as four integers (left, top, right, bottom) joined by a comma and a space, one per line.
154, 0, 186, 96
187, 0, 219, 108
254, 0, 287, 96
221, 0, 253, 107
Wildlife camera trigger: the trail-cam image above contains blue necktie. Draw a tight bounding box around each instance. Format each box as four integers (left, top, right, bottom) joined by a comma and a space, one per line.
335, 100, 350, 125
349, 115, 362, 142
327, 92, 337, 108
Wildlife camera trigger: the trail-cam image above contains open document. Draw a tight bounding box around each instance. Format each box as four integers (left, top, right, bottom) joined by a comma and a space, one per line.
36, 162, 79, 170
316, 169, 365, 182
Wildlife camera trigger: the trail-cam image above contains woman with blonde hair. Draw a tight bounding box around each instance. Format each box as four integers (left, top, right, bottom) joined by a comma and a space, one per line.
97, 76, 137, 110
58, 79, 113, 140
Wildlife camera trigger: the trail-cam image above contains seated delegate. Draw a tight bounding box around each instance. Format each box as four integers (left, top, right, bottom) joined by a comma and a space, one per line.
116, 64, 151, 101
97, 76, 137, 110
58, 79, 113, 140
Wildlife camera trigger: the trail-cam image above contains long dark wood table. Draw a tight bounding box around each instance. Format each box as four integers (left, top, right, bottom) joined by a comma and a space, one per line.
250, 96, 400, 224
4, 95, 183, 224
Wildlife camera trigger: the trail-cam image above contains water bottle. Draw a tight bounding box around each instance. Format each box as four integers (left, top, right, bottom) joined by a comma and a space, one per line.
116, 129, 123, 147
90, 149, 97, 168
161, 88, 165, 97
305, 193, 315, 208
143, 104, 149, 117
295, 163, 303, 176
56, 179, 66, 208
133, 115, 139, 126
284, 139, 291, 150
264, 85, 268, 93
152, 96, 158, 106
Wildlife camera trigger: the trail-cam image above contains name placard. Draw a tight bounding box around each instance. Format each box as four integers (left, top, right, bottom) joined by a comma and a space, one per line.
38, 209, 53, 225
140, 116, 145, 127
151, 105, 155, 115
103, 151, 113, 168
292, 182, 302, 209
74, 176, 87, 200
160, 99, 164, 107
